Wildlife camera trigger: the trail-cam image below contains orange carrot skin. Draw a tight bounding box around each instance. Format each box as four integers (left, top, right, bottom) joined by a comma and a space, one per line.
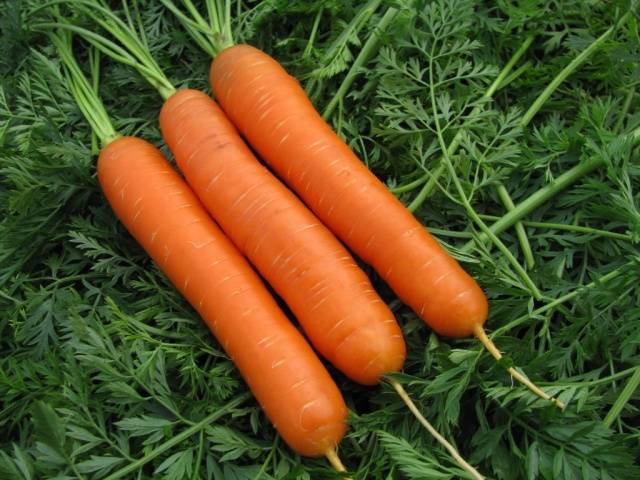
210, 45, 488, 338
97, 136, 347, 457
159, 89, 405, 385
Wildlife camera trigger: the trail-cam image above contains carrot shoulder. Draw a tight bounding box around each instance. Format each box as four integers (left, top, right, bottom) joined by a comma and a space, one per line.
98, 136, 347, 456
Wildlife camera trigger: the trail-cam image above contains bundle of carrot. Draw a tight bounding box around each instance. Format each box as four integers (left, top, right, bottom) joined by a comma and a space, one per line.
48, 27, 349, 466
35, 2, 489, 477
29, 0, 577, 477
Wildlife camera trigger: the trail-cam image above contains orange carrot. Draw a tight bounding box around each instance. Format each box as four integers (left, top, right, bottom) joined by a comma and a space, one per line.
209, 45, 563, 409
159, 88, 405, 385
211, 44, 488, 338
52, 31, 348, 458
98, 137, 347, 456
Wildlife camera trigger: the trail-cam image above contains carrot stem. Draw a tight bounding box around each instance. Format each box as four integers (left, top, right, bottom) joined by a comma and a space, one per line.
473, 325, 565, 410
496, 61, 532, 91
49, 29, 118, 147
614, 87, 635, 133
36, 0, 177, 100
325, 447, 351, 478
603, 367, 640, 428
477, 215, 633, 241
322, 5, 399, 119
302, 8, 323, 59
390, 380, 484, 480
497, 184, 535, 269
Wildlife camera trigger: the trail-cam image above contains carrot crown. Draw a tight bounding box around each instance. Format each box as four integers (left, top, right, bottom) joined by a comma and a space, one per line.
159, 0, 234, 56
50, 30, 118, 147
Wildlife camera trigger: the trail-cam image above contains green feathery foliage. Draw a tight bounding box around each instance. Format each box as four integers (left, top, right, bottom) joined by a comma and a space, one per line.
1, 0, 639, 479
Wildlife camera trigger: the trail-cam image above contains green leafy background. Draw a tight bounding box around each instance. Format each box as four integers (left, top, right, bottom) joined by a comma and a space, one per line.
1, 0, 639, 479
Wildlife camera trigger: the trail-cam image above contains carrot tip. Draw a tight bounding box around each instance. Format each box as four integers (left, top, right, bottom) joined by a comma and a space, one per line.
325, 447, 351, 478
390, 380, 485, 480
474, 325, 565, 411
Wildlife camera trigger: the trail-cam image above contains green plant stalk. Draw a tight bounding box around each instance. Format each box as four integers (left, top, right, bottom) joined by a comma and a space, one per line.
160, 0, 216, 57
307, 0, 383, 98
36, 16, 176, 100
520, 9, 634, 127
254, 437, 279, 480
428, 227, 473, 239
551, 366, 640, 388
303, 8, 324, 59
76, 1, 176, 98
443, 158, 541, 298
159, 0, 233, 55
492, 262, 631, 336
397, 35, 535, 201
89, 48, 100, 155
322, 6, 399, 119
461, 126, 640, 252
496, 61, 532, 92
392, 174, 431, 194
409, 9, 633, 260
104, 393, 250, 480
603, 367, 640, 428
478, 215, 633, 241
192, 430, 205, 480
42, 2, 178, 100
497, 184, 535, 268
615, 87, 636, 133
50, 30, 118, 147
426, 41, 541, 299
461, 157, 602, 252
460, 8, 636, 253
406, 164, 444, 210
407, 33, 536, 263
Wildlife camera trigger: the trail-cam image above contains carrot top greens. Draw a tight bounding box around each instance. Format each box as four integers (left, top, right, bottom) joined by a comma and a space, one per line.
49, 30, 119, 147
1, 1, 640, 479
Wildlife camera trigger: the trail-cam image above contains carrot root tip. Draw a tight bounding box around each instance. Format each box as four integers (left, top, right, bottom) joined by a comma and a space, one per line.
325, 447, 351, 478
390, 380, 485, 480
474, 325, 565, 410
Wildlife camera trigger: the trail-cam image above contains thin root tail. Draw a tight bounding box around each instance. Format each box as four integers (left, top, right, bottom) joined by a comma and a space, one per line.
474, 325, 566, 410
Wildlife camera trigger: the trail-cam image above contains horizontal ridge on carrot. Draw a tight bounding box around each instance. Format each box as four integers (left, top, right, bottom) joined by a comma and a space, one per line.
50, 29, 347, 458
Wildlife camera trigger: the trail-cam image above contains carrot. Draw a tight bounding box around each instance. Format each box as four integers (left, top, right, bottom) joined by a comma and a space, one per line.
159, 88, 405, 385
50, 1, 406, 387
51, 30, 348, 460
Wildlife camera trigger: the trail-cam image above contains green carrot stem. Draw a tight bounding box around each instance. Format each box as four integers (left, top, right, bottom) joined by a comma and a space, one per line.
323, 6, 400, 119
104, 393, 250, 480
